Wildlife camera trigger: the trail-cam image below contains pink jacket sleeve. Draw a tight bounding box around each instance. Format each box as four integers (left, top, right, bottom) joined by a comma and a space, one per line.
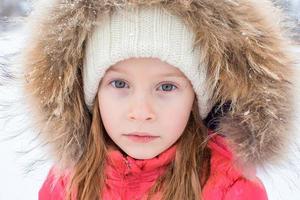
224, 177, 268, 200
39, 167, 67, 200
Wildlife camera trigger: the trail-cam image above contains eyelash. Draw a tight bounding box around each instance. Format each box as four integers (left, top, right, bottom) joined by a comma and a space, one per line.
109, 79, 178, 92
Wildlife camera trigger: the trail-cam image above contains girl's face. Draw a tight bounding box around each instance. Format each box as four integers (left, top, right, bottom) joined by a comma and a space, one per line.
98, 57, 195, 159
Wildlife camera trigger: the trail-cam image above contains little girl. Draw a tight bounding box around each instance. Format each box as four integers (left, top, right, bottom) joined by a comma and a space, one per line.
22, 0, 295, 199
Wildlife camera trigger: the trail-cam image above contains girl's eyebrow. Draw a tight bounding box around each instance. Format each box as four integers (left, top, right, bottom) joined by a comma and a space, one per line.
105, 68, 131, 76
107, 67, 126, 73
157, 72, 186, 79
107, 68, 186, 79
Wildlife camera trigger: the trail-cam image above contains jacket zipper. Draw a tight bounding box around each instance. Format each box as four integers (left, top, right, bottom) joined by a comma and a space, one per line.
124, 158, 131, 177
122, 158, 132, 199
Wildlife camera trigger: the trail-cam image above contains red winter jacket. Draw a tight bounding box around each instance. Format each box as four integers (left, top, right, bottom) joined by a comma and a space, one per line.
39, 135, 268, 200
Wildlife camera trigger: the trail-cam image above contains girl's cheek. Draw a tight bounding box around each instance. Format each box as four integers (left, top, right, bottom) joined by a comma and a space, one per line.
102, 88, 130, 98
99, 90, 128, 109
155, 92, 185, 104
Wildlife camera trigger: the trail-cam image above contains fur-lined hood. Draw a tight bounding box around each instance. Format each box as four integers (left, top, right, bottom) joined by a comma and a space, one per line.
22, 0, 297, 169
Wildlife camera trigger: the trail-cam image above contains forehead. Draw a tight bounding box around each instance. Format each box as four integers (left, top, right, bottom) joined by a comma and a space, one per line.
106, 57, 186, 78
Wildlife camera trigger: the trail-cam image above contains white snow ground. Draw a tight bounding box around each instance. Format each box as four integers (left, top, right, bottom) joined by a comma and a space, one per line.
0, 26, 299, 200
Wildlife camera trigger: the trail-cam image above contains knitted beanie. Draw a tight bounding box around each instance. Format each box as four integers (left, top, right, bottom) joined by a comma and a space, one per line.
84, 5, 212, 118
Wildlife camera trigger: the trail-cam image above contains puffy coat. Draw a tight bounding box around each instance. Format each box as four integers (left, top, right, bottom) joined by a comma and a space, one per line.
39, 135, 267, 200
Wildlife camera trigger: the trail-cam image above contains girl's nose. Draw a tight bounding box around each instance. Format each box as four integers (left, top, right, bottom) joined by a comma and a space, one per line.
127, 96, 156, 121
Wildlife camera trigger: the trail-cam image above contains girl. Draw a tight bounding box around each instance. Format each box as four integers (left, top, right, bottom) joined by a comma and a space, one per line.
22, 0, 296, 199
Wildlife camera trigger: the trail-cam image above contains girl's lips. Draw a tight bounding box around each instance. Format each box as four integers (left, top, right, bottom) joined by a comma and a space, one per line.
124, 134, 159, 143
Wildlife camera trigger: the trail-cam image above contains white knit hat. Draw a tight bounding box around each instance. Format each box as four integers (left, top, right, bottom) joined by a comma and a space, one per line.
84, 5, 212, 118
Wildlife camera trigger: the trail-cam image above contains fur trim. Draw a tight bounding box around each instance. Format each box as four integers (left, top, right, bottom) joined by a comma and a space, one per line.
22, 0, 296, 168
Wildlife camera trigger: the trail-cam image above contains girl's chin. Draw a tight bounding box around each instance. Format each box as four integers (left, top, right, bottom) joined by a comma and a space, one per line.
124, 149, 161, 160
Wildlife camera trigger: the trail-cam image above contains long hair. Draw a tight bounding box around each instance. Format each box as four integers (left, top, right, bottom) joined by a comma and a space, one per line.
66, 95, 211, 200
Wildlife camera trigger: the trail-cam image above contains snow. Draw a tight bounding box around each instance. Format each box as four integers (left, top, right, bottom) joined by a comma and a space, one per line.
0, 27, 52, 200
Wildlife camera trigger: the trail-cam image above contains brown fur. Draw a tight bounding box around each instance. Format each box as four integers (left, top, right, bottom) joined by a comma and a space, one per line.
23, 0, 295, 169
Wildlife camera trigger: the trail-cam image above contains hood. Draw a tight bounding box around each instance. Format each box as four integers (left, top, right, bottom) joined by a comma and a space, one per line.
22, 0, 297, 169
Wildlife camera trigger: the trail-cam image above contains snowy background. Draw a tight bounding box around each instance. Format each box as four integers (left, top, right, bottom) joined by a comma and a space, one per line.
0, 2, 52, 199
0, 0, 299, 200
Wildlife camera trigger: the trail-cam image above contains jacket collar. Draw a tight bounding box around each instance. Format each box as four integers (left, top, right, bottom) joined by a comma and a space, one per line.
105, 145, 176, 180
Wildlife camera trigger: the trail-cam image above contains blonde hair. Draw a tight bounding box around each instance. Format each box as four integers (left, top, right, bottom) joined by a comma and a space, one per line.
67, 95, 211, 200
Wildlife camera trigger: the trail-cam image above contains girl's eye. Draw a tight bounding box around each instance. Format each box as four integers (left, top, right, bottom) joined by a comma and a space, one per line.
110, 80, 128, 89
158, 83, 178, 92
109, 80, 177, 92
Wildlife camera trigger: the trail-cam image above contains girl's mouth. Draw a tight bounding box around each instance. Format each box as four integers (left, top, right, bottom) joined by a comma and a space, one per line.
124, 133, 160, 143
